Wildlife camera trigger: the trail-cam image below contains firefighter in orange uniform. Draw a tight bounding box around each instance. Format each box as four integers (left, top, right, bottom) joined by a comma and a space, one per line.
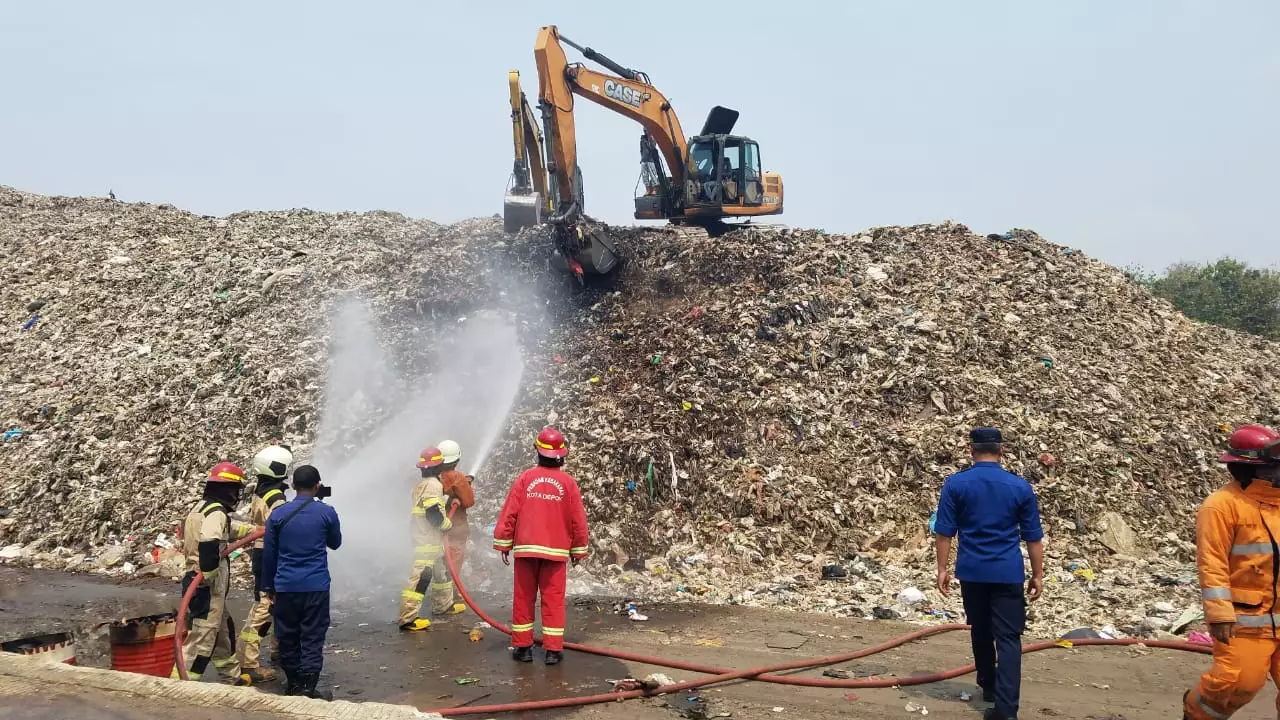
434, 439, 475, 617
1184, 424, 1280, 719
493, 427, 589, 665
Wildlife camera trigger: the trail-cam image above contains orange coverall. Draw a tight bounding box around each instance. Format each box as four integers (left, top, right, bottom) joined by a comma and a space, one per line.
438, 468, 475, 612
1185, 480, 1280, 719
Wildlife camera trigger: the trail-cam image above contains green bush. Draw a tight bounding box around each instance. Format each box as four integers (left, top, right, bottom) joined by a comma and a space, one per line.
1131, 258, 1280, 339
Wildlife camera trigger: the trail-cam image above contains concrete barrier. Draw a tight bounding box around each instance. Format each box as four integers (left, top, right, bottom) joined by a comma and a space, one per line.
0, 651, 442, 719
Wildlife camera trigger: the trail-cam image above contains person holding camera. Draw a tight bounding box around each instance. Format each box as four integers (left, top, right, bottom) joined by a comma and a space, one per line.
261, 464, 341, 700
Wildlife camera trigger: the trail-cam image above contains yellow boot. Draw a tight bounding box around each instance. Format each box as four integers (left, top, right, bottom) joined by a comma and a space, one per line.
400, 618, 431, 632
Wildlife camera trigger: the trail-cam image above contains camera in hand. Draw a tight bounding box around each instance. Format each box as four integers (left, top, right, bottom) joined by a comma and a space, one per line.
316, 485, 332, 500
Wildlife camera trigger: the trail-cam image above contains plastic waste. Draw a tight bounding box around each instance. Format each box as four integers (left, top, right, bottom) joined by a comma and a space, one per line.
3, 429, 21, 442
626, 602, 649, 622
927, 511, 937, 534
896, 586, 927, 606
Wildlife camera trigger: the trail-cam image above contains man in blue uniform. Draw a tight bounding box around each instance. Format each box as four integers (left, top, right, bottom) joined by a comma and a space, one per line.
262, 464, 341, 700
934, 427, 1045, 720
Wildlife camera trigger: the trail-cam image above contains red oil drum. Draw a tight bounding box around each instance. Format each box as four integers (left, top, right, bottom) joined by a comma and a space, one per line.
109, 615, 176, 677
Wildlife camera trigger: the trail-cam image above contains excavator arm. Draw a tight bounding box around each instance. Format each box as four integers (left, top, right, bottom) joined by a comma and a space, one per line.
534, 25, 688, 217
504, 70, 552, 232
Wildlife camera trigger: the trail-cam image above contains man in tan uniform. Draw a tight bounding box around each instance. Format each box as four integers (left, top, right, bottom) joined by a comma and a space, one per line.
235, 444, 293, 685
172, 462, 254, 682
398, 447, 453, 631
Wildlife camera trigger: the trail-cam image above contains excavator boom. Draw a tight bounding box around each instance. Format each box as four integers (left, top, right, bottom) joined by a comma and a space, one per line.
504, 70, 552, 232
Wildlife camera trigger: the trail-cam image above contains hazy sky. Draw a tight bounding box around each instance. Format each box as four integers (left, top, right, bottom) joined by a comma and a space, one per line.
2, 1, 1276, 270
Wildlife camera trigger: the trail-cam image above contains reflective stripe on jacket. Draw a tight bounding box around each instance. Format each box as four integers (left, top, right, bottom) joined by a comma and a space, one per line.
1197, 480, 1280, 638
493, 466, 589, 562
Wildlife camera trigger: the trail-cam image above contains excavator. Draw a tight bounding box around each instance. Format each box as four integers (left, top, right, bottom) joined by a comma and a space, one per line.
503, 25, 785, 280
503, 70, 554, 233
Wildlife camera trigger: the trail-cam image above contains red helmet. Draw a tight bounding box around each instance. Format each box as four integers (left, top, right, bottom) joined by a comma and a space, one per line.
1220, 425, 1280, 465
535, 427, 568, 459
207, 461, 246, 484
417, 447, 444, 469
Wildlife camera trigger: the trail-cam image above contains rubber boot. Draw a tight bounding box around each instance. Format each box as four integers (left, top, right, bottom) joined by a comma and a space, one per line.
300, 672, 333, 701
283, 671, 302, 696
545, 650, 564, 666
235, 667, 278, 686
400, 618, 431, 632
512, 646, 533, 663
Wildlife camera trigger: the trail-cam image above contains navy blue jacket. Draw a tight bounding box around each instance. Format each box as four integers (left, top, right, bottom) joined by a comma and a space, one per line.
934, 462, 1043, 584
262, 496, 342, 593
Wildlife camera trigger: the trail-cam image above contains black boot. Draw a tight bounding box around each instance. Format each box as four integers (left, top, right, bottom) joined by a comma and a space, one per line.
512, 646, 533, 663
300, 672, 333, 701
545, 650, 564, 666
284, 671, 302, 696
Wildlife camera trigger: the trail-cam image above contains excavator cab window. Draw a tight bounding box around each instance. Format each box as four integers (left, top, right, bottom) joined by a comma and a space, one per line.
688, 139, 720, 204
742, 141, 762, 205
720, 139, 743, 204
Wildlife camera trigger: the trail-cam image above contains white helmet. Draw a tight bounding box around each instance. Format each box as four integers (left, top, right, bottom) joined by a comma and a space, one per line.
438, 440, 462, 465
251, 445, 294, 480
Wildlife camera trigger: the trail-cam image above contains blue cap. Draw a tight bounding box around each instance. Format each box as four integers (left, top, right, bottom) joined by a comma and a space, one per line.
970, 427, 1003, 445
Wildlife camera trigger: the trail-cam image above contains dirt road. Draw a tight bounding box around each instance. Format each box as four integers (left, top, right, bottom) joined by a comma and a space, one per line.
0, 566, 1272, 719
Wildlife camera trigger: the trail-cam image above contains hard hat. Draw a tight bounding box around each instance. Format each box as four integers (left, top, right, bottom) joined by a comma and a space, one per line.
438, 440, 462, 465
207, 461, 246, 484
1220, 425, 1280, 465
417, 447, 445, 469
250, 445, 294, 480
535, 427, 568, 459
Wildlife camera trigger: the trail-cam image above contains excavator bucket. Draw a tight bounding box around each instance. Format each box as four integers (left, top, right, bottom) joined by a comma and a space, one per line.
550, 220, 621, 280
503, 192, 542, 233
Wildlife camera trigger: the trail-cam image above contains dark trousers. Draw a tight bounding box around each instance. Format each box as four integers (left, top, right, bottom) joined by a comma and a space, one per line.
961, 581, 1026, 718
273, 591, 331, 676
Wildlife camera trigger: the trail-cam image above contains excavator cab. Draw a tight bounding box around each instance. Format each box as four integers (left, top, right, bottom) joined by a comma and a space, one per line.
685, 135, 765, 210
676, 106, 782, 221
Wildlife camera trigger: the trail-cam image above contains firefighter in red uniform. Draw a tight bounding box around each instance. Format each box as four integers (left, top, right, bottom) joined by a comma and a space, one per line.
493, 427, 589, 665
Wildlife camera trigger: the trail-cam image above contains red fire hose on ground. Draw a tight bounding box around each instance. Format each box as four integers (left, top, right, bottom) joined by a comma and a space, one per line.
432, 550, 1212, 717
170, 525, 1212, 716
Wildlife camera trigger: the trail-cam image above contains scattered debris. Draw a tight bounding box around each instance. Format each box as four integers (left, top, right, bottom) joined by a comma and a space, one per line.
1, 190, 1278, 636
896, 587, 927, 606
453, 677, 479, 685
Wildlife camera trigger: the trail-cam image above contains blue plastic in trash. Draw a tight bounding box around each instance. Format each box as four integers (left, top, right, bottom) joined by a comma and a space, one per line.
3, 429, 21, 441
21, 314, 39, 331
928, 510, 937, 534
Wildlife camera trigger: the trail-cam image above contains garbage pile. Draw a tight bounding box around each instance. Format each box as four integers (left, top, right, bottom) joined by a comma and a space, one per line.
3, 186, 1279, 634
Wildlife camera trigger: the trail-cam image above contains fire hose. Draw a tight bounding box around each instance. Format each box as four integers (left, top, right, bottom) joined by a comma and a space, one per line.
172, 528, 264, 681
433, 548, 1213, 716
169, 523, 1213, 715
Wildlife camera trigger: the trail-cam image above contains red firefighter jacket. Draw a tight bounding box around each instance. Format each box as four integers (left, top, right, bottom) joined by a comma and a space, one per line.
493, 466, 589, 562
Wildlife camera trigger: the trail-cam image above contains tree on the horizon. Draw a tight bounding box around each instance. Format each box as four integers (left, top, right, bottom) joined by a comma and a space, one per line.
1130, 258, 1280, 340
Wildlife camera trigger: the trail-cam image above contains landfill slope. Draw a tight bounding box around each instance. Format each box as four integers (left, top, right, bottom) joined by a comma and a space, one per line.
3, 187, 1280, 633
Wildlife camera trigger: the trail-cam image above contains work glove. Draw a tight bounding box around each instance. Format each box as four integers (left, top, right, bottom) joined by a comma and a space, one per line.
501, 551, 510, 566
202, 567, 220, 583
